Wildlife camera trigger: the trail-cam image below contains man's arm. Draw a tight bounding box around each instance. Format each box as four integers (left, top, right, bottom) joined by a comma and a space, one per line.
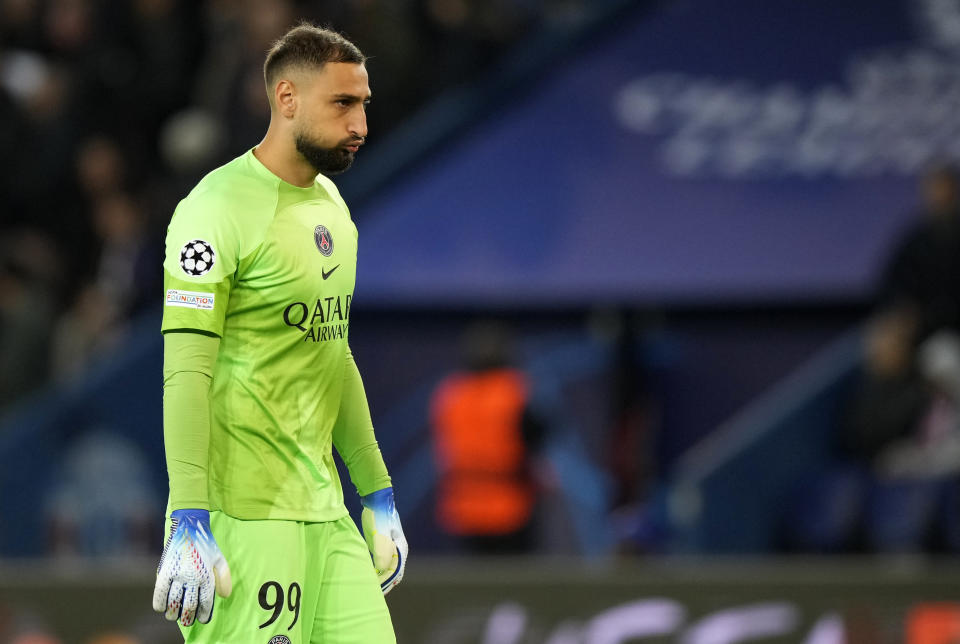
332, 346, 391, 495
154, 329, 232, 625
333, 346, 407, 594
162, 330, 220, 510
155, 189, 239, 624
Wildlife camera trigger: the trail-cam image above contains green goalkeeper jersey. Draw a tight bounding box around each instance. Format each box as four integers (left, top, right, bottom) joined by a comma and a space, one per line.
161, 148, 384, 522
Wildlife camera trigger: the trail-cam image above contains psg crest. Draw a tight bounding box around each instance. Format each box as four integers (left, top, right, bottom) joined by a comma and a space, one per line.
179, 239, 215, 276
314, 225, 334, 257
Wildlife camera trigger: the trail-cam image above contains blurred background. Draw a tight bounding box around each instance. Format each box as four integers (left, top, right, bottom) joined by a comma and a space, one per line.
3, 0, 960, 642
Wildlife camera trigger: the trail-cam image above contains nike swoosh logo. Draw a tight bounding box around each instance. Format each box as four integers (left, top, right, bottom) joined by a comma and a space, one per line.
322, 264, 340, 280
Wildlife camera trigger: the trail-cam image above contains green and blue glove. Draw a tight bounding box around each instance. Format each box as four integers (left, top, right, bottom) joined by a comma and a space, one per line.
360, 488, 408, 594
152, 509, 233, 626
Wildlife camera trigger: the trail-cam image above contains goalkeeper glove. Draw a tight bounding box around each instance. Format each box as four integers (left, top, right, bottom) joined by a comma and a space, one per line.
152, 509, 232, 626
360, 487, 408, 594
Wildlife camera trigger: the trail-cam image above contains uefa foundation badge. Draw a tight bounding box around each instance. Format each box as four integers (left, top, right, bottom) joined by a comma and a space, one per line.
314, 225, 334, 257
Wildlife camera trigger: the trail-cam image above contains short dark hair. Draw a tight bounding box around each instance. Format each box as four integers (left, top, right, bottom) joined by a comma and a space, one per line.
263, 23, 365, 91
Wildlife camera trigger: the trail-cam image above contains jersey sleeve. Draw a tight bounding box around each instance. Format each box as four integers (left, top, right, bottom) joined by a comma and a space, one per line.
163, 330, 221, 511
333, 347, 392, 497
161, 191, 242, 337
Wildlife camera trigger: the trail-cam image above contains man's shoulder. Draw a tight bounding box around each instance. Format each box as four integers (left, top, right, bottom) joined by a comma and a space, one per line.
166, 153, 281, 260
315, 173, 350, 218
179, 153, 278, 222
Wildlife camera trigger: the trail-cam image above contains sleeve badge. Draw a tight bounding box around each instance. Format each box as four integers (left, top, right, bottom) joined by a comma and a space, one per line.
179, 239, 216, 276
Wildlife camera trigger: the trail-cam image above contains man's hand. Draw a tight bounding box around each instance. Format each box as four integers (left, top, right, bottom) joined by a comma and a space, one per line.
153, 509, 232, 626
360, 488, 408, 594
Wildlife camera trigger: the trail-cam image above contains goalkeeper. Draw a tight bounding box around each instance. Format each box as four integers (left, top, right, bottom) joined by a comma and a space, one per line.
152, 23, 406, 643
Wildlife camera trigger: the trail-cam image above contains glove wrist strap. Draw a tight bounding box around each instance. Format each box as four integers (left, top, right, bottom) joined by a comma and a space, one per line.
361, 487, 394, 510
170, 508, 211, 523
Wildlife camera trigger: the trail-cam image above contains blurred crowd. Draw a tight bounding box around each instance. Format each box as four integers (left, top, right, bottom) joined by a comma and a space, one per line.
782, 165, 960, 554
838, 164, 960, 552
0, 0, 587, 411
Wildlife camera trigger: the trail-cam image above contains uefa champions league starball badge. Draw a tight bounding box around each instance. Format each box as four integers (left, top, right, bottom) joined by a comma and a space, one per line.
179, 239, 216, 276
314, 225, 334, 257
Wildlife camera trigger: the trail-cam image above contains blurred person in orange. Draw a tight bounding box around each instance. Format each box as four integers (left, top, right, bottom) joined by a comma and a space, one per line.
907, 603, 960, 644
430, 320, 548, 554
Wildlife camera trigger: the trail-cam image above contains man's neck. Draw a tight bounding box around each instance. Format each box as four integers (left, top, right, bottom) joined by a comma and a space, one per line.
253, 126, 317, 188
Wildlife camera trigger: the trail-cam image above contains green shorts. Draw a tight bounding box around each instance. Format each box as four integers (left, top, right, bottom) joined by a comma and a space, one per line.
172, 512, 395, 644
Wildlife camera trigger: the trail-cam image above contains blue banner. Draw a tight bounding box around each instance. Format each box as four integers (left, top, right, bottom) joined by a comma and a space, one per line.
355, 0, 958, 305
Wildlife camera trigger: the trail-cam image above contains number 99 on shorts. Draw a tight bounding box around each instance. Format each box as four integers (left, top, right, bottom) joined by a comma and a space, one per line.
259, 580, 302, 631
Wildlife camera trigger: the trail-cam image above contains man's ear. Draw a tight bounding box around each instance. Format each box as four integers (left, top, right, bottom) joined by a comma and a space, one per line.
275, 79, 297, 119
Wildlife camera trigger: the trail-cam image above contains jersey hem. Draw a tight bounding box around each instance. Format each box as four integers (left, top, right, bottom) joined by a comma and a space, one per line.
214, 505, 351, 524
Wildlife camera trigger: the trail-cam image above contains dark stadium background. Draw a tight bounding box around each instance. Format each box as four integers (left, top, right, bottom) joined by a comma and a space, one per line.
3, 0, 960, 642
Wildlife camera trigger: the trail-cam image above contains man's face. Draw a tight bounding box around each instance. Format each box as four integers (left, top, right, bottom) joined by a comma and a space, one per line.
292, 62, 370, 176
923, 172, 960, 216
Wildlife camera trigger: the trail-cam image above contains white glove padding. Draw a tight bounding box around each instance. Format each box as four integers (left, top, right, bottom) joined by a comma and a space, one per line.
153, 509, 232, 626
360, 488, 408, 594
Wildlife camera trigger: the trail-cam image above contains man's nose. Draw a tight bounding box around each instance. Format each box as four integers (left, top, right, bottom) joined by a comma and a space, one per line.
349, 108, 368, 140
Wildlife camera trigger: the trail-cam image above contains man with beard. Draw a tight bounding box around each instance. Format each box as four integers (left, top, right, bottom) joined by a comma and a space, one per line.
152, 24, 406, 643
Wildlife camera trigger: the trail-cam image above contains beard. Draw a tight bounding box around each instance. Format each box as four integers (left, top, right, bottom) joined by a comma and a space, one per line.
294, 132, 357, 176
